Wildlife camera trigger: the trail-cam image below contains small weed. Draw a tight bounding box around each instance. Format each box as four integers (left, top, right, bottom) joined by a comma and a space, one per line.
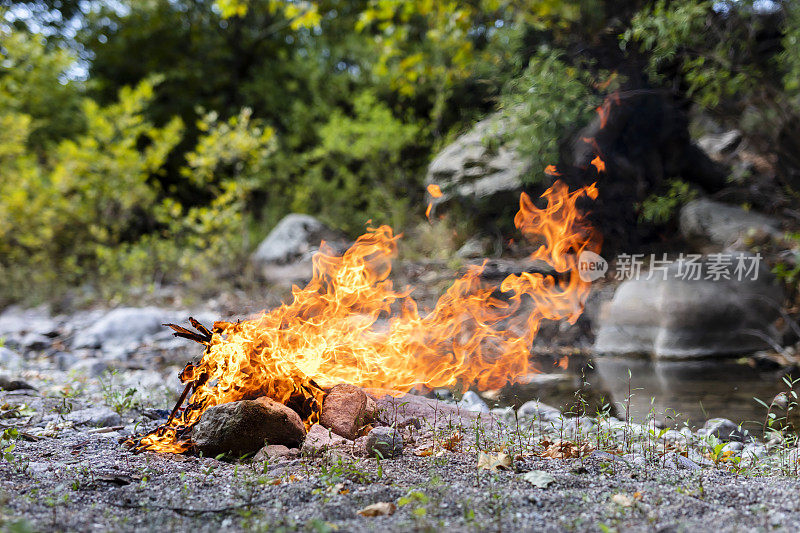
99, 370, 141, 415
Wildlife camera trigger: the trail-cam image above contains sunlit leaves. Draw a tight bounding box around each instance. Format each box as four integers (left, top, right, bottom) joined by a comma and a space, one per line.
214, 0, 321, 30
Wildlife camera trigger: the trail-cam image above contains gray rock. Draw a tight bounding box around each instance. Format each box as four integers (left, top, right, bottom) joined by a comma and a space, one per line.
697, 130, 741, 157
301, 423, 350, 456
0, 375, 35, 391
594, 253, 782, 359
365, 426, 403, 458
659, 452, 701, 470
458, 391, 490, 413
72, 307, 174, 350
698, 418, 752, 443
0, 346, 23, 370
251, 214, 347, 285
69, 358, 109, 377
67, 406, 122, 427
252, 444, 294, 462
516, 400, 561, 422
425, 114, 527, 212
742, 443, 767, 459
490, 407, 515, 423
193, 397, 306, 456
561, 417, 596, 439
679, 198, 781, 250
0, 306, 58, 337
456, 237, 488, 259
722, 441, 744, 453
0, 306, 58, 350
432, 388, 454, 402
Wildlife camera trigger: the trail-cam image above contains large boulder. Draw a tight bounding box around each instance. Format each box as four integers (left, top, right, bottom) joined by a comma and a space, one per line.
251, 214, 347, 285
594, 254, 782, 359
192, 397, 306, 456
679, 198, 781, 250
425, 114, 527, 213
72, 307, 174, 350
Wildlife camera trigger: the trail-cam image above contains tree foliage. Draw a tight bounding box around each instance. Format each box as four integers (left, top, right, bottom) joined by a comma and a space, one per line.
3, 0, 800, 301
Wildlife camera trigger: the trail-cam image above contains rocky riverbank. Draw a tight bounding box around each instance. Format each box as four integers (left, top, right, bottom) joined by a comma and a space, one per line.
3, 303, 800, 532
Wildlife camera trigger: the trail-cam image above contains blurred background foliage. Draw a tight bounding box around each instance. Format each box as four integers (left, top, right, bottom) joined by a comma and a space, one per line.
1, 0, 800, 303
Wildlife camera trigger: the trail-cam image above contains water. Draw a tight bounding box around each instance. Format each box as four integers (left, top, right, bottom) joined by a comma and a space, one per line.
494, 356, 799, 436
592, 357, 797, 435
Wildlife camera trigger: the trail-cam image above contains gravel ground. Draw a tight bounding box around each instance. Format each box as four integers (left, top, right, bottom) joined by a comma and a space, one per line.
3, 388, 800, 533
3, 302, 800, 532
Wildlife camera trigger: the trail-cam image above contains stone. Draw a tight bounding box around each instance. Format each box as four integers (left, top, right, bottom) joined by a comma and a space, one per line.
742, 443, 767, 459
364, 395, 379, 422
69, 358, 109, 377
0, 306, 59, 351
456, 237, 488, 259
251, 214, 348, 285
192, 397, 306, 456
252, 444, 293, 462
320, 384, 368, 440
432, 389, 454, 402
722, 441, 744, 453
301, 423, 351, 456
0, 375, 35, 391
66, 406, 122, 427
364, 426, 403, 458
53, 351, 78, 371
516, 400, 561, 423
72, 307, 174, 350
659, 452, 700, 471
697, 130, 741, 157
698, 418, 752, 443
0, 346, 23, 370
0, 306, 58, 339
594, 253, 782, 359
679, 198, 781, 250
457, 391, 489, 413
367, 390, 492, 430
425, 113, 527, 214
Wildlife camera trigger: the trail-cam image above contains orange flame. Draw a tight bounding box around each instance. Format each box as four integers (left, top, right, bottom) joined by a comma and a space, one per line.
590, 156, 605, 173
425, 184, 443, 220
544, 164, 561, 176
427, 184, 443, 198
137, 180, 600, 453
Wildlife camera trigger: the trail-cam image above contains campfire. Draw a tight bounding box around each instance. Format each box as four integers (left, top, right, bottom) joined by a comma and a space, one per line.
132, 179, 600, 454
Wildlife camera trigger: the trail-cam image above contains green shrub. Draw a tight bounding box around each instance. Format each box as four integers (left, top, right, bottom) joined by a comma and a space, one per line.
287, 91, 422, 235
639, 180, 697, 225
499, 49, 600, 183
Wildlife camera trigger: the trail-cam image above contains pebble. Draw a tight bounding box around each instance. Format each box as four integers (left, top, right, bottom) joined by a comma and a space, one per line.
516, 400, 561, 422
698, 418, 752, 443
66, 406, 123, 427
365, 426, 403, 458
457, 391, 489, 413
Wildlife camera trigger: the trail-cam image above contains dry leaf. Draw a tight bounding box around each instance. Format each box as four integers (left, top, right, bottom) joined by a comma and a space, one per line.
477, 451, 512, 471
539, 439, 594, 459
521, 470, 555, 489
442, 431, 462, 451
357, 502, 397, 517
413, 445, 434, 457
633, 492, 643, 502
611, 494, 633, 507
